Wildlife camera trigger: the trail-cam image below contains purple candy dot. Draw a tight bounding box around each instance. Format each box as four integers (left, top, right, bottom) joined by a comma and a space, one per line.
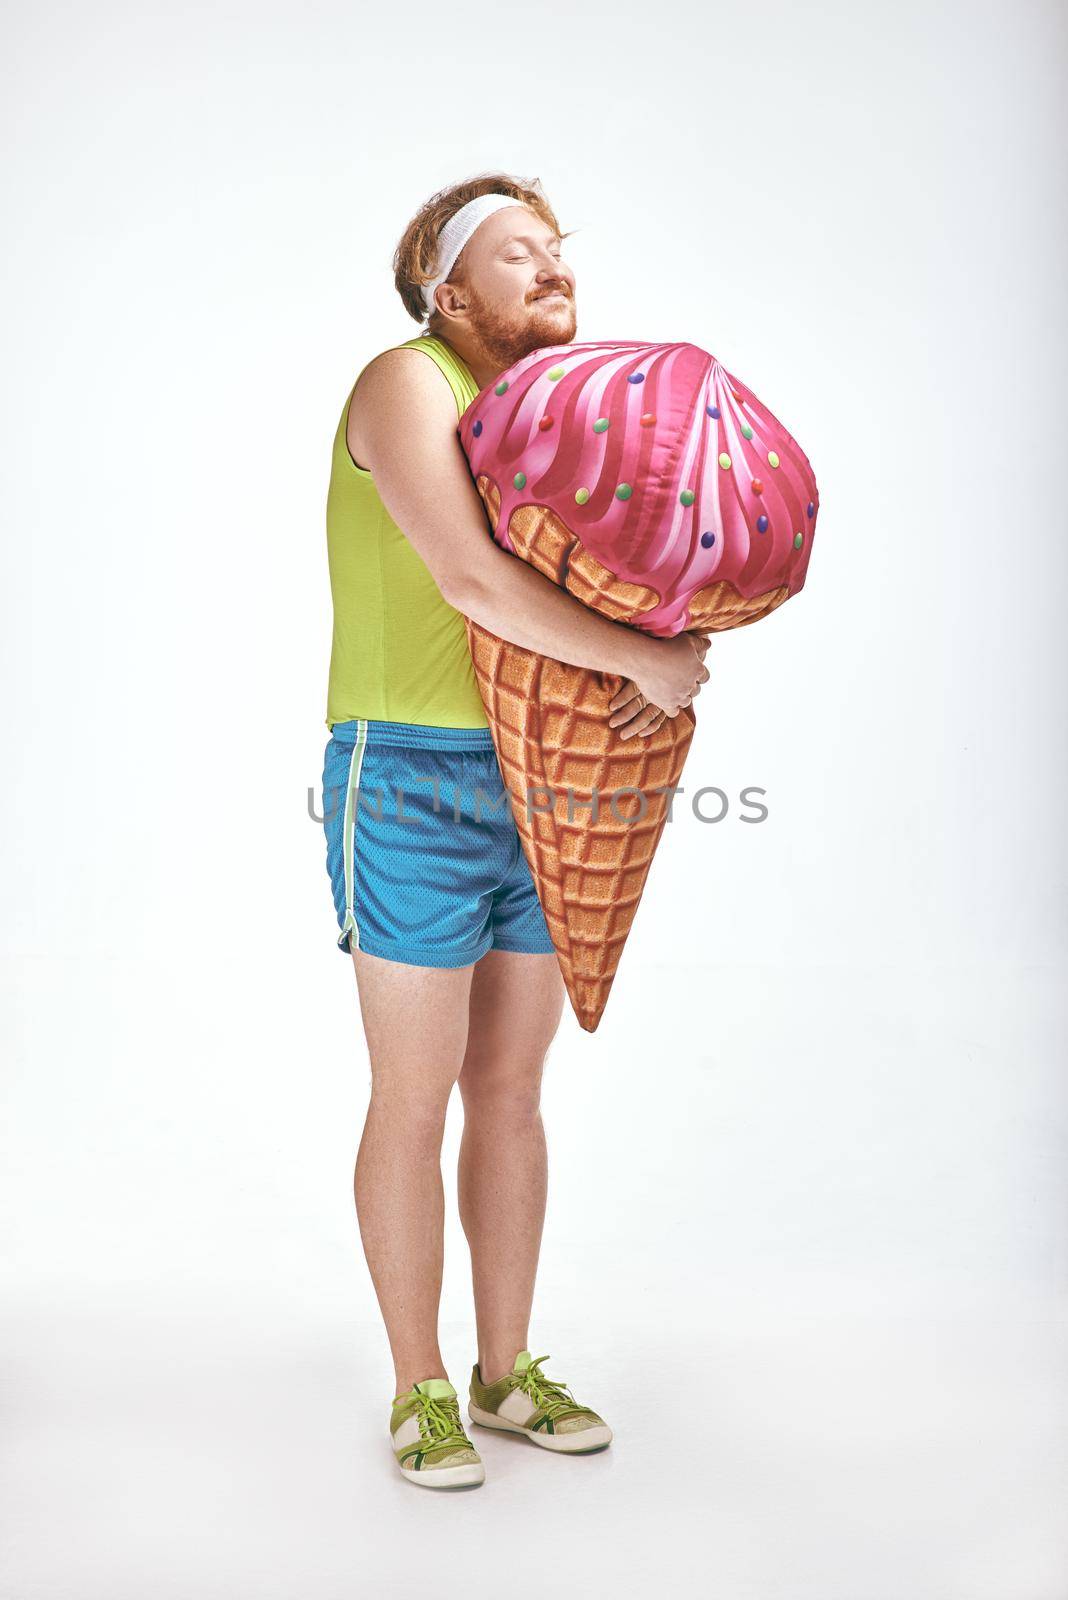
757, 515, 768, 533
627, 372, 645, 383
807, 501, 815, 517
472, 420, 483, 437
701, 531, 715, 548
707, 405, 720, 419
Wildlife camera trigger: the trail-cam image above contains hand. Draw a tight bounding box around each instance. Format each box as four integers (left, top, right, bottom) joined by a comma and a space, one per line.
607, 679, 670, 740
626, 632, 711, 717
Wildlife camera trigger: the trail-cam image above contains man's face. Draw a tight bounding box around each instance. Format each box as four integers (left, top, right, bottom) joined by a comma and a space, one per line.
441, 206, 577, 372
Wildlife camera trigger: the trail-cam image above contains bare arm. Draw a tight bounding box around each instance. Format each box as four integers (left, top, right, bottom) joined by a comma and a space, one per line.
351, 349, 709, 716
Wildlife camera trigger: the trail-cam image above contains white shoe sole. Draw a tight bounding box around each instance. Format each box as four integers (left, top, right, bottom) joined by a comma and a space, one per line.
468, 1403, 612, 1453
399, 1461, 485, 1489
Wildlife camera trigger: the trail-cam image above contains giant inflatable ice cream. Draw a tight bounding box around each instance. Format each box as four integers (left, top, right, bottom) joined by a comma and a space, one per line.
459, 340, 818, 1031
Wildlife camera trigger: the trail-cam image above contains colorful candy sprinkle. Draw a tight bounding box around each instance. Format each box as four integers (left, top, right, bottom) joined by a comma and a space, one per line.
513, 471, 526, 489
741, 423, 753, 440
495, 380, 509, 395
547, 366, 565, 380
680, 489, 695, 506
718, 452, 731, 470
701, 531, 715, 548
707, 405, 720, 419
538, 415, 554, 431
793, 531, 803, 548
615, 483, 632, 500
757, 515, 768, 533
807, 501, 815, 517
593, 417, 610, 433
640, 413, 656, 427
472, 420, 483, 437
575, 487, 590, 505
768, 450, 780, 468
627, 373, 645, 383
752, 479, 763, 495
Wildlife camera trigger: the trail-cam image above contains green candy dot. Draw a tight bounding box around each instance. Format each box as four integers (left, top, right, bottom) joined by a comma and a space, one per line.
593, 417, 610, 433
680, 489, 695, 506
575, 487, 590, 505
741, 423, 753, 440
718, 452, 731, 470
513, 471, 526, 489
547, 365, 565, 380
768, 450, 780, 468
494, 380, 509, 395
615, 483, 632, 500
793, 531, 803, 549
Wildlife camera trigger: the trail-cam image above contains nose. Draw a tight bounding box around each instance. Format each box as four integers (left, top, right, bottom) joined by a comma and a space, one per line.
534, 262, 573, 296
534, 246, 572, 287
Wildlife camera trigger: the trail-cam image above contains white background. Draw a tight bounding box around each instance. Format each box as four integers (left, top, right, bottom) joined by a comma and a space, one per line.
2, 1, 1066, 1595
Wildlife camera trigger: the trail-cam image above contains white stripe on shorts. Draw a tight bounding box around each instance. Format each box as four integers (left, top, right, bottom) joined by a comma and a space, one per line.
338, 719, 369, 952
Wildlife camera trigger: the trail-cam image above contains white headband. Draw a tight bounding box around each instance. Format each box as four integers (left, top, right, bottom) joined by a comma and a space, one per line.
422, 193, 528, 318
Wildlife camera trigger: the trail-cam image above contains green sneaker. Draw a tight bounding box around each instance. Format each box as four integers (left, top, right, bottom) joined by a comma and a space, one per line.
390, 1377, 485, 1489
468, 1350, 612, 1454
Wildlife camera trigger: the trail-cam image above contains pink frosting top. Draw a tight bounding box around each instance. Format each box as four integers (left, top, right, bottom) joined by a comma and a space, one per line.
458, 340, 818, 635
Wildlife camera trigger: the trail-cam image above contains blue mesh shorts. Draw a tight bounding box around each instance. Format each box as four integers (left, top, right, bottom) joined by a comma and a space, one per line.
322, 718, 556, 968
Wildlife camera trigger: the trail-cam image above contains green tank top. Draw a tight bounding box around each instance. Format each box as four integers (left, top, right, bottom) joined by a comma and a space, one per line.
324, 332, 489, 730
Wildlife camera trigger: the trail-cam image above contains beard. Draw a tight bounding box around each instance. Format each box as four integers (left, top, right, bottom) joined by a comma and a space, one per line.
464, 283, 577, 375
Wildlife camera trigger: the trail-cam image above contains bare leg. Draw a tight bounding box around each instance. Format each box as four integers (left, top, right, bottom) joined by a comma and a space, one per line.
456, 950, 566, 1385
350, 947, 473, 1395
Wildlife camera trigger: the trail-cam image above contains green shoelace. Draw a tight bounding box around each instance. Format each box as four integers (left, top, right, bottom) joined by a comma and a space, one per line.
514, 1355, 597, 1423
397, 1391, 473, 1459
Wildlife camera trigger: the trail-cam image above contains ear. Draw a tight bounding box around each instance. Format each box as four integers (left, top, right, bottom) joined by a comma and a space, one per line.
434, 281, 469, 321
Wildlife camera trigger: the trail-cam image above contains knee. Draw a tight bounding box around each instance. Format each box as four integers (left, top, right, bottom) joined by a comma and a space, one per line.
458, 1054, 544, 1120
367, 1080, 453, 1147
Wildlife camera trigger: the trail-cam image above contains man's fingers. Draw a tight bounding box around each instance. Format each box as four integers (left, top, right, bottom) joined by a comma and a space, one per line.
616, 702, 657, 737
618, 702, 667, 740
608, 693, 645, 728
608, 678, 640, 713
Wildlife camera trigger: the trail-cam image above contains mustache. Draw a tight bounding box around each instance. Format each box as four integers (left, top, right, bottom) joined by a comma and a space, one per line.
529, 286, 572, 303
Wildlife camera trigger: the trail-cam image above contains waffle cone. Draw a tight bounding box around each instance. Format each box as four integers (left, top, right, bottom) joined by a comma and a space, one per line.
466, 612, 695, 1032
463, 491, 671, 1028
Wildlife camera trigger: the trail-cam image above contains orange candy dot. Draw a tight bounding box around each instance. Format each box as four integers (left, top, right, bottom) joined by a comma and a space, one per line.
538, 415, 554, 431
751, 479, 763, 495
640, 413, 656, 427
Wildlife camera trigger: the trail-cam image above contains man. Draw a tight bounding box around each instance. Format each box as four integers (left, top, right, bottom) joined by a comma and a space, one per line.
321, 175, 710, 1488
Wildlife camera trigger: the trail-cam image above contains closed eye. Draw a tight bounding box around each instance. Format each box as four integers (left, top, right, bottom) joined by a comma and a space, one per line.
504, 248, 563, 263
